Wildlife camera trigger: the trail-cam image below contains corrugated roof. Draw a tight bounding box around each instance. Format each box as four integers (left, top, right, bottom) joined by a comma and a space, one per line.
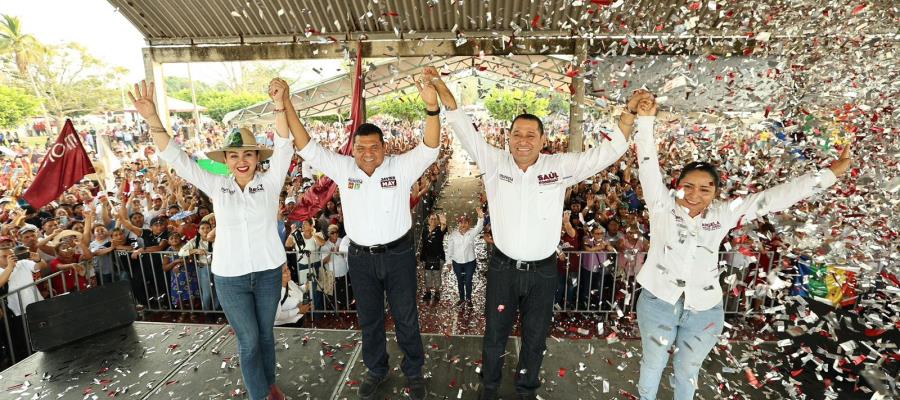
108, 0, 896, 46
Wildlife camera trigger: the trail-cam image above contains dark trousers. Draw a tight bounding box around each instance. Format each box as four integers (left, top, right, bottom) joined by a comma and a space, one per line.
348, 234, 424, 378
452, 260, 476, 301
482, 249, 556, 395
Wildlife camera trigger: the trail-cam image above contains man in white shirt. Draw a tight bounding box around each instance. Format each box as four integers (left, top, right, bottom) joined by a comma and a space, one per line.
433, 71, 633, 400
286, 68, 443, 400
0, 236, 44, 361
445, 208, 484, 307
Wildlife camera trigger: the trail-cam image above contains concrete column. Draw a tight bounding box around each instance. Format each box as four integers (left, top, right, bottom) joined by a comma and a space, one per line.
567, 39, 587, 152
142, 48, 171, 133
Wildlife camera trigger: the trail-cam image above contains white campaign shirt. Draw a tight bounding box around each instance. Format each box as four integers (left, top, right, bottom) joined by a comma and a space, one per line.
321, 237, 349, 278
446, 109, 629, 261
446, 217, 484, 264
275, 281, 307, 326
298, 140, 440, 246
633, 116, 838, 311
1, 260, 43, 316
159, 134, 293, 277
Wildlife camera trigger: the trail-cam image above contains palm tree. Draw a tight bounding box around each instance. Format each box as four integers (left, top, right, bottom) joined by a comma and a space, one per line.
0, 14, 43, 75
0, 14, 51, 132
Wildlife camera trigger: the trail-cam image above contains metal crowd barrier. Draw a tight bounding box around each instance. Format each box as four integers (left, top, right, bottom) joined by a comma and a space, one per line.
553, 250, 783, 318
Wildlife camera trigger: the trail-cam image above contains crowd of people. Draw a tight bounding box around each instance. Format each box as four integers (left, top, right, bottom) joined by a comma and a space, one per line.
0, 66, 892, 399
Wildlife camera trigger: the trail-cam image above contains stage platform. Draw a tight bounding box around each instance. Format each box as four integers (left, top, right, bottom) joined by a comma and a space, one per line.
0, 322, 767, 399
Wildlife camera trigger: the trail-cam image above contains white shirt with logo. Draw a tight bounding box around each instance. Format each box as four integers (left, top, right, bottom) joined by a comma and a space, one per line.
159, 135, 294, 277
445, 109, 629, 261
298, 140, 439, 246
633, 116, 837, 311
446, 217, 484, 264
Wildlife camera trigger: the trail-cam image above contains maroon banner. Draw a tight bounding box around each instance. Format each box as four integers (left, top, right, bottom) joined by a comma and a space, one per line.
289, 41, 364, 222
22, 119, 95, 209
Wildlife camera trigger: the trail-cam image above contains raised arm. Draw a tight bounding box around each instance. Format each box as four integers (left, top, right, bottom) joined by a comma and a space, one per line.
631, 91, 669, 210
282, 81, 312, 151
719, 145, 849, 228
431, 71, 502, 173
127, 81, 171, 152
117, 198, 143, 237
264, 79, 296, 187
127, 80, 217, 195
418, 67, 441, 149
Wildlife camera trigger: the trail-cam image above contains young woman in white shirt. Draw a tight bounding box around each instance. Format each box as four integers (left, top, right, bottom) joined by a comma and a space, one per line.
627, 90, 853, 400
128, 79, 294, 400
445, 207, 484, 307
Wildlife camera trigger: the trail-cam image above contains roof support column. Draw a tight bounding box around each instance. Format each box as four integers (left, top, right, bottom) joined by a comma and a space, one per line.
143, 47, 171, 136
567, 39, 587, 152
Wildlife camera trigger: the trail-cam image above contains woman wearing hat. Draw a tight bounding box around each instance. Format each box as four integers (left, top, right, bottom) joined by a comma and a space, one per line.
128, 79, 294, 400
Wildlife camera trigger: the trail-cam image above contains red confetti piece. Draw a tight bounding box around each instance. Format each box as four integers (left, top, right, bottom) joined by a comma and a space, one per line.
591, 0, 612, 5
851, 4, 867, 15
531, 15, 541, 28
334, 364, 345, 371
707, 54, 718, 61
689, 2, 702, 11
346, 380, 360, 386
791, 369, 803, 377
497, 304, 505, 312
383, 11, 399, 17
745, 368, 762, 388
558, 368, 567, 377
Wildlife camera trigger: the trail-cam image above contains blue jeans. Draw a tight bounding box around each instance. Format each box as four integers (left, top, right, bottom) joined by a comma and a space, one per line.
215, 267, 282, 400
196, 266, 219, 310
451, 261, 476, 301
636, 289, 724, 400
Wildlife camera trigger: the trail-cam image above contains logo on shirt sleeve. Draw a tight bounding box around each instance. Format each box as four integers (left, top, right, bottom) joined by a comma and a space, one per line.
348, 178, 363, 190
380, 176, 397, 188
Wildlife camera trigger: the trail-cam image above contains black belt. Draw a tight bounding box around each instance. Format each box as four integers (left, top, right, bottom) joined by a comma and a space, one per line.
493, 249, 555, 271
349, 231, 411, 254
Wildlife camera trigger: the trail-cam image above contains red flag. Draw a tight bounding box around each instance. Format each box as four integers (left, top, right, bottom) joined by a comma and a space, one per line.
289, 42, 364, 222
22, 120, 95, 209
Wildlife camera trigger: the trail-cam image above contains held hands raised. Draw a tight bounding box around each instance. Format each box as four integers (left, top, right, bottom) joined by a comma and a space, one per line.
416, 67, 440, 110
268, 78, 290, 108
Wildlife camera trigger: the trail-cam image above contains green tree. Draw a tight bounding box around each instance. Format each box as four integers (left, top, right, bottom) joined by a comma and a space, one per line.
0, 14, 49, 120
0, 85, 39, 128
196, 91, 268, 122
483, 88, 550, 121
26, 42, 126, 123
368, 92, 425, 122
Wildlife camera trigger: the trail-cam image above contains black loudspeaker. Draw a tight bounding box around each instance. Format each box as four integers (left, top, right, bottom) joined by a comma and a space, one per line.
25, 280, 137, 351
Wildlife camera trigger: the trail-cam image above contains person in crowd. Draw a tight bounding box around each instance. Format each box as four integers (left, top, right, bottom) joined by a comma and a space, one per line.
179, 220, 217, 310
556, 211, 580, 309
445, 207, 483, 307
0, 235, 43, 362
274, 265, 312, 327
628, 90, 853, 400
127, 78, 294, 400
47, 209, 94, 295
285, 219, 325, 311
579, 224, 617, 311
320, 224, 350, 312
286, 67, 442, 400
420, 212, 447, 303
434, 69, 635, 400
162, 233, 198, 313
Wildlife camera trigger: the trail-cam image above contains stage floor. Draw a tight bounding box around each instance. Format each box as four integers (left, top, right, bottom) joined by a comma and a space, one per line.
0, 322, 765, 399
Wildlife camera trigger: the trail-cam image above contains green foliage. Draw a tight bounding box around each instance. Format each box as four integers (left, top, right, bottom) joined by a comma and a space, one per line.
0, 85, 39, 128
546, 91, 571, 116
483, 88, 550, 121
306, 114, 342, 124
27, 42, 126, 122
194, 91, 268, 122
368, 92, 425, 122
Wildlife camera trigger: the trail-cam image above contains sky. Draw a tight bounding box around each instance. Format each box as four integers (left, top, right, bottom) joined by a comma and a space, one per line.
2, 0, 343, 85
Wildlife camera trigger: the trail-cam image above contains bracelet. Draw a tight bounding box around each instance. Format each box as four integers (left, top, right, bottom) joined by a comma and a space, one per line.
273, 108, 286, 113
425, 108, 440, 116
149, 126, 167, 133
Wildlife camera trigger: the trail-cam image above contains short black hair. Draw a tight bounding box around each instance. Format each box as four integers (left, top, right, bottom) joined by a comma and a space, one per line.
677, 161, 721, 188
510, 113, 544, 136
354, 123, 384, 143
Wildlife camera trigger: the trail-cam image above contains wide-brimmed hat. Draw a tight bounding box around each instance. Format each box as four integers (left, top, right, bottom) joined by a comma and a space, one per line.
206, 128, 273, 164
48, 230, 82, 248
